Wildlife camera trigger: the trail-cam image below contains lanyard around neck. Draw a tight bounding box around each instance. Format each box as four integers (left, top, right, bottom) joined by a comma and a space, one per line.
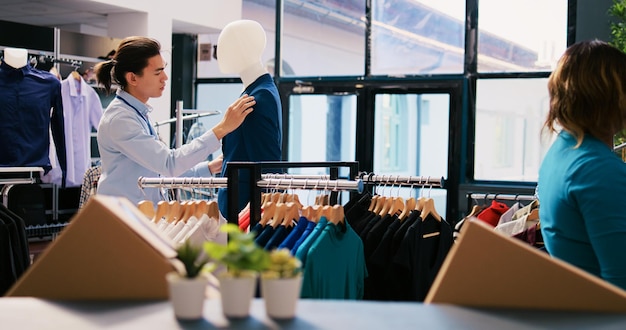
116, 95, 155, 137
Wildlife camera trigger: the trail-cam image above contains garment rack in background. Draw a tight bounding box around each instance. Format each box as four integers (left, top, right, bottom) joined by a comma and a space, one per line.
358, 173, 446, 189
137, 174, 334, 189
137, 171, 361, 223
469, 193, 537, 202
226, 161, 361, 227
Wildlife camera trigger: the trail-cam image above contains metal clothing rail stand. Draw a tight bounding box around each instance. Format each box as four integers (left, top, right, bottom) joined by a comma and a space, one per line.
226, 161, 361, 227
357, 173, 446, 190
137, 174, 334, 189
469, 193, 537, 202
136, 172, 361, 214
0, 167, 44, 206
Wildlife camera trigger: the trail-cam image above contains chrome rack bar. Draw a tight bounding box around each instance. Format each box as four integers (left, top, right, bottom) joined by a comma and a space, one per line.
469, 193, 536, 202
138, 176, 363, 193
359, 174, 445, 188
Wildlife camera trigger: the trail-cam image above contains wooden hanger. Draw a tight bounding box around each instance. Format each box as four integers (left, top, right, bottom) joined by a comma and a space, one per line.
207, 200, 220, 220
420, 198, 441, 222
373, 196, 387, 215
283, 202, 299, 227
193, 200, 209, 219
166, 201, 180, 223
271, 202, 288, 228
137, 200, 155, 220
378, 196, 393, 216
329, 204, 345, 225
154, 201, 170, 223
260, 201, 276, 226
368, 195, 379, 212
398, 197, 415, 221
416, 196, 427, 211
467, 204, 484, 218
309, 204, 322, 222
180, 201, 196, 222
388, 196, 404, 216
320, 205, 332, 220
71, 70, 81, 81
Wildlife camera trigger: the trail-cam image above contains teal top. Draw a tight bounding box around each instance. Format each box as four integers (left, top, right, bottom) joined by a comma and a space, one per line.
300, 219, 367, 299
295, 217, 328, 266
538, 131, 626, 290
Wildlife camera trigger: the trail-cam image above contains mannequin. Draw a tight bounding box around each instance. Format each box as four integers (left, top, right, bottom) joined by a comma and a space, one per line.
217, 20, 268, 88
0, 46, 67, 185
3, 47, 28, 69
216, 20, 283, 220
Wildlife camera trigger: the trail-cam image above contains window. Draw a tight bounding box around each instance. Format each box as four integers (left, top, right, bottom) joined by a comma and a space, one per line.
477, 0, 568, 72
371, 0, 465, 75
474, 78, 551, 181
373, 93, 450, 216
287, 94, 357, 168
280, 0, 366, 76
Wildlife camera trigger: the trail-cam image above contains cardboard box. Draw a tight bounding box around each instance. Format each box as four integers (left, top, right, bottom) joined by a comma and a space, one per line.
425, 218, 626, 312
7, 195, 178, 300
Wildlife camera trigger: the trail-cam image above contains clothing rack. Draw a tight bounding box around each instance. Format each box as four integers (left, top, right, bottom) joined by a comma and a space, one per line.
172, 100, 221, 148
137, 174, 335, 189
469, 193, 537, 202
153, 112, 221, 127
227, 161, 361, 226
358, 173, 446, 188
0, 167, 44, 186
53, 58, 82, 68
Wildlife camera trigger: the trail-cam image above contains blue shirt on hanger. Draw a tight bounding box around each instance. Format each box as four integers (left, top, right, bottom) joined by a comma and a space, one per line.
0, 61, 67, 183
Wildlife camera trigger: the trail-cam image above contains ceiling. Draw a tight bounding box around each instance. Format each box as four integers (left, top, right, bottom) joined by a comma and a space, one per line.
0, 0, 130, 31
0, 0, 217, 35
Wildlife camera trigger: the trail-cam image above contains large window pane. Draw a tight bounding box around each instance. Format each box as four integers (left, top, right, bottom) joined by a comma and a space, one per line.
287, 94, 357, 203
281, 0, 366, 77
373, 93, 449, 218
478, 0, 568, 72
371, 0, 465, 75
474, 78, 551, 181
288, 94, 357, 166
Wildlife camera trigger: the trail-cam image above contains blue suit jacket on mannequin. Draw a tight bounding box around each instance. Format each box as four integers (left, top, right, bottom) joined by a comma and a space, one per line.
218, 73, 282, 219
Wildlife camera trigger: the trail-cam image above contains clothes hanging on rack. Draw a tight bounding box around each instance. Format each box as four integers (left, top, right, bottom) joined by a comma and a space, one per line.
460, 193, 543, 249
0, 60, 67, 184
42, 73, 103, 187
344, 174, 452, 302
0, 203, 30, 296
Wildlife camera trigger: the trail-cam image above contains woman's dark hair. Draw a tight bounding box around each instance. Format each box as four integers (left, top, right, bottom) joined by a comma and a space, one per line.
543, 39, 626, 147
94, 36, 161, 93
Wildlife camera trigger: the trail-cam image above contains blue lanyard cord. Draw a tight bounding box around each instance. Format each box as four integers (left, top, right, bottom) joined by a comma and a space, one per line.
116, 95, 155, 137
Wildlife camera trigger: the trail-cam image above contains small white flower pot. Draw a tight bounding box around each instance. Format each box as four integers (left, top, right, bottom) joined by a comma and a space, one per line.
166, 272, 208, 320
261, 275, 302, 319
218, 274, 257, 318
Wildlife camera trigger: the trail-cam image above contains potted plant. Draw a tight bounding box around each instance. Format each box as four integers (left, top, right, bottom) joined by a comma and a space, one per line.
203, 223, 270, 318
166, 239, 210, 320
260, 248, 303, 319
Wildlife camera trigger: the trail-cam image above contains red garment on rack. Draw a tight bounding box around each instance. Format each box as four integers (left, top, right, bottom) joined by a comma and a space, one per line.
476, 200, 509, 227
239, 207, 250, 232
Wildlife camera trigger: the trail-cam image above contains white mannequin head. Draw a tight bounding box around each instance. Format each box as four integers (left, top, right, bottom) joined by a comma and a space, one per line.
3, 47, 28, 69
217, 20, 267, 86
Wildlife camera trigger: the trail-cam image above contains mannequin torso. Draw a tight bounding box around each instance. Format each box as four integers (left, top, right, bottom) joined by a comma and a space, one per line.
216, 20, 283, 219
3, 48, 28, 69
